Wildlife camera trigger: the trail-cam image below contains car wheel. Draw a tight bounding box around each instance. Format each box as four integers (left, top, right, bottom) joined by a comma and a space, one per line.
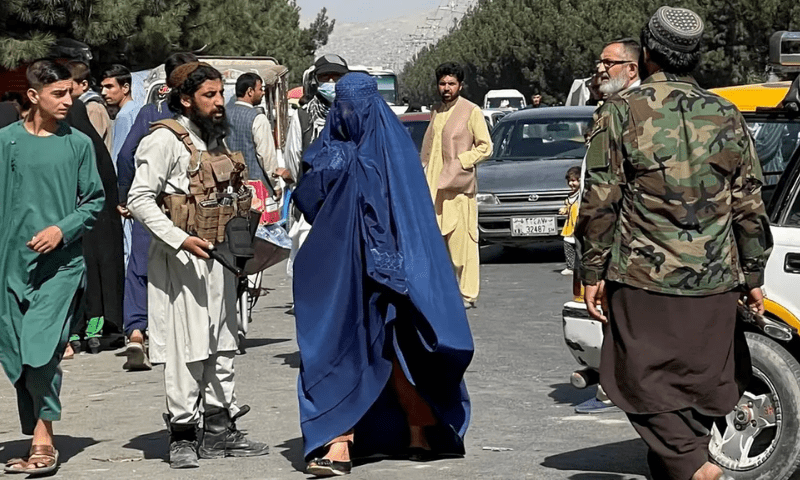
709, 332, 800, 480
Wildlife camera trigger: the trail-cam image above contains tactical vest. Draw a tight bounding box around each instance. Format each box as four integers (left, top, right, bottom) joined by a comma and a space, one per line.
151, 119, 252, 245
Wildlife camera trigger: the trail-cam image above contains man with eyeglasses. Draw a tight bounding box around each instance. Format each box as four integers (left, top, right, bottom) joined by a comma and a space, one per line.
577, 7, 771, 479
573, 38, 641, 415
596, 38, 641, 97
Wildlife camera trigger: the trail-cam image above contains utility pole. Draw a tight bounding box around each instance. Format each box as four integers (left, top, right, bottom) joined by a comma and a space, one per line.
390, 0, 478, 73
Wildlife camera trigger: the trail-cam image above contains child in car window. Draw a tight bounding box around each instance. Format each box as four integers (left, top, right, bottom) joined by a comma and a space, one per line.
559, 166, 581, 275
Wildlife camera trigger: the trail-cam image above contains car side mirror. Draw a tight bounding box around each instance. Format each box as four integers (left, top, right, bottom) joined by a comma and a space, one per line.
780, 75, 800, 113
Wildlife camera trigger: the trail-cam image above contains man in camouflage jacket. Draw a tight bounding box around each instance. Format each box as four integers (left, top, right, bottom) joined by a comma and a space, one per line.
576, 7, 772, 480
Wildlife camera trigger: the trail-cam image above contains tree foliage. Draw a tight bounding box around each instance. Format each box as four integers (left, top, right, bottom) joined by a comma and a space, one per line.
400, 0, 800, 106
0, 0, 334, 84
305, 7, 336, 53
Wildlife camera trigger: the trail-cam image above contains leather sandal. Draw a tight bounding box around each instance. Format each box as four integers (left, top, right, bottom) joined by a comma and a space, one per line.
307, 439, 353, 477
3, 457, 28, 473
5, 444, 58, 476
306, 457, 352, 477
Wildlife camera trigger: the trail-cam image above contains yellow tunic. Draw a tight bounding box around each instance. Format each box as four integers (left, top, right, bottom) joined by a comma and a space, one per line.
560, 193, 579, 238
424, 102, 493, 303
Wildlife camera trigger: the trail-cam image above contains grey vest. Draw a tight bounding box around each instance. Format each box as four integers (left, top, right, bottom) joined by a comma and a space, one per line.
226, 101, 266, 183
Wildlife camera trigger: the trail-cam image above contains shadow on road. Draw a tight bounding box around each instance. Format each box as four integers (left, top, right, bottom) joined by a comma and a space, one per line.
277, 437, 305, 472
1, 435, 98, 465
480, 244, 564, 264
548, 383, 595, 406
567, 474, 639, 480
123, 429, 168, 462
276, 351, 301, 368
541, 438, 648, 477
265, 303, 293, 310
242, 337, 291, 350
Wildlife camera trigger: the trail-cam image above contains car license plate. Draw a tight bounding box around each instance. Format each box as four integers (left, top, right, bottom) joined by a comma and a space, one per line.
511, 217, 557, 236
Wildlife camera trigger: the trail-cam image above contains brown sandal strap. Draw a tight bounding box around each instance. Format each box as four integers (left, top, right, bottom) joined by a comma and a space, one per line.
29, 444, 55, 458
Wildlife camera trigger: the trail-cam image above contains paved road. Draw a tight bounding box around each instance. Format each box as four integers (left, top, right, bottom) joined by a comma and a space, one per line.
0, 245, 653, 479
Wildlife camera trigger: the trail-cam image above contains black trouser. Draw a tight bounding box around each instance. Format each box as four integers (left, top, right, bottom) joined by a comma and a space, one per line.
72, 212, 124, 338
627, 408, 716, 480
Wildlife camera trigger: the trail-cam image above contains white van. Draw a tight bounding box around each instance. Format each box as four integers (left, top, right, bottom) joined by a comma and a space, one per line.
483, 89, 526, 110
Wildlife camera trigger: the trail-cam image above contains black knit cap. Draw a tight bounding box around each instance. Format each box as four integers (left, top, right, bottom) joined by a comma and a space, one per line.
314, 54, 349, 76
647, 6, 704, 53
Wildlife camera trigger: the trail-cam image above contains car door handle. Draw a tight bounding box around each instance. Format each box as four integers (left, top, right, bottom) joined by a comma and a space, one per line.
785, 253, 800, 274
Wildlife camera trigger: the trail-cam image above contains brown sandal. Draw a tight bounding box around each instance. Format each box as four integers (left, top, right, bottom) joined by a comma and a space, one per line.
4, 457, 28, 473
6, 445, 59, 476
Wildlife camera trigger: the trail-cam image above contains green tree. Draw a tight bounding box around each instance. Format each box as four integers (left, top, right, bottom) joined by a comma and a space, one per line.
177, 0, 311, 83
305, 7, 336, 53
0, 0, 189, 69
0, 0, 335, 84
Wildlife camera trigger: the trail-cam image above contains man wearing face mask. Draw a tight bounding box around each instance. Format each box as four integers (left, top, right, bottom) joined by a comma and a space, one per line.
283, 54, 349, 310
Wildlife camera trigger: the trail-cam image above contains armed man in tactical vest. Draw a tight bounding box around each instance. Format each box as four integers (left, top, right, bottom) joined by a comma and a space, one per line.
127, 62, 269, 469
420, 62, 493, 310
226, 72, 286, 204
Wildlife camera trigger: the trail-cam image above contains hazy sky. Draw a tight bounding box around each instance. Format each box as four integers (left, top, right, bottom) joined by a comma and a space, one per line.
296, 0, 442, 24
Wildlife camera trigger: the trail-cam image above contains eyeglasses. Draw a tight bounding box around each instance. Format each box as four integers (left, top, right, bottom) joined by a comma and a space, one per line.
596, 59, 634, 70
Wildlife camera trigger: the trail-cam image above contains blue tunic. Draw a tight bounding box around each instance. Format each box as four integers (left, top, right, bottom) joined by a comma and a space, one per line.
293, 73, 473, 459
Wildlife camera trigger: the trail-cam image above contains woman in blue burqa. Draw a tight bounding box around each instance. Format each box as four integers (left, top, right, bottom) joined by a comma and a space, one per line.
292, 72, 474, 477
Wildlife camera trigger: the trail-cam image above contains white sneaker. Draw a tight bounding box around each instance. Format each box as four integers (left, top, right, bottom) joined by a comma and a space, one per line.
561, 268, 573, 276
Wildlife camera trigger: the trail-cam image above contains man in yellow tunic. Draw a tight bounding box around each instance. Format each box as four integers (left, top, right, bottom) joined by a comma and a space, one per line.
421, 62, 493, 308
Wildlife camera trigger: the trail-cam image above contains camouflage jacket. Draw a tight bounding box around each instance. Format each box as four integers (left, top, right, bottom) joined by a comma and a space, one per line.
575, 72, 772, 296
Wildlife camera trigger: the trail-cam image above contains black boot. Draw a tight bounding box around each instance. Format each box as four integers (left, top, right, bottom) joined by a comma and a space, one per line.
163, 413, 199, 469
198, 405, 269, 458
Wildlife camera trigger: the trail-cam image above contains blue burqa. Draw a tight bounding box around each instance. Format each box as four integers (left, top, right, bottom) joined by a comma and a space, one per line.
293, 73, 474, 460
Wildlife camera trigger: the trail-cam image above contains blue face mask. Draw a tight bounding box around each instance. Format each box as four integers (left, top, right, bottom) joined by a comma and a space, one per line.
317, 81, 336, 103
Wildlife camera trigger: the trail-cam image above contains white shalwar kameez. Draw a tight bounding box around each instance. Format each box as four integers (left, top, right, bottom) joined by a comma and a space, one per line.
284, 113, 315, 277
127, 115, 240, 425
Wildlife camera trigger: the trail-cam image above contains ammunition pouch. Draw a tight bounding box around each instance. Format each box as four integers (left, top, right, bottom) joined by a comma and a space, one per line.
151, 119, 254, 245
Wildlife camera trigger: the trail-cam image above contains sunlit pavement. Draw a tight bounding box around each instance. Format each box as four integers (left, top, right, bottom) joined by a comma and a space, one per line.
0, 247, 659, 479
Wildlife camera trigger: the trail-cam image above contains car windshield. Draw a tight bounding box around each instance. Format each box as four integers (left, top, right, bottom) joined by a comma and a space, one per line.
372, 75, 397, 104
487, 97, 524, 109
402, 120, 429, 152
746, 118, 800, 186
491, 116, 590, 160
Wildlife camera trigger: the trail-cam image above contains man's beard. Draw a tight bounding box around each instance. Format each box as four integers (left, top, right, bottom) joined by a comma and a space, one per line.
440, 91, 459, 103
188, 103, 228, 144
598, 74, 627, 95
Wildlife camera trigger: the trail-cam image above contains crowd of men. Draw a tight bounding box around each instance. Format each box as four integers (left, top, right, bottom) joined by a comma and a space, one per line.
0, 5, 773, 480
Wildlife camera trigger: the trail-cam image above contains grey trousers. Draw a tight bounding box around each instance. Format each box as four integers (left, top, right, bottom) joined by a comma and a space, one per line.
164, 351, 240, 425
